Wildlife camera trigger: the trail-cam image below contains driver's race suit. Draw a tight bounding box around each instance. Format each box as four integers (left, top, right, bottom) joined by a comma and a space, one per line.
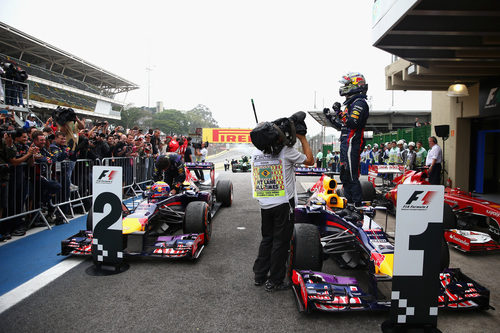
327, 93, 369, 206
153, 153, 186, 191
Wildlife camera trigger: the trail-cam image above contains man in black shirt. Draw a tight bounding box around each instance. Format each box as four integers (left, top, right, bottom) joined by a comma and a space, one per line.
94, 133, 110, 160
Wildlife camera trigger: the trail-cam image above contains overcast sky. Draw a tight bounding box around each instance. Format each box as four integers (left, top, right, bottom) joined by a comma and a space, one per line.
1, 0, 431, 136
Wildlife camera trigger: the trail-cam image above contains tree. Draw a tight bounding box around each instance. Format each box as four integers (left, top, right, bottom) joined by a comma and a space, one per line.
117, 107, 151, 129
186, 104, 219, 133
152, 109, 189, 135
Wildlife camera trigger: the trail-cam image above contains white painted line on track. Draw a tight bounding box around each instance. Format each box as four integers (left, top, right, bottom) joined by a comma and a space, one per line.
0, 257, 84, 315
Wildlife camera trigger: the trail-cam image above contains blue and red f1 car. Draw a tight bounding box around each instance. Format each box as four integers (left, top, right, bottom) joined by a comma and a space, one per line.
289, 175, 492, 313
61, 162, 233, 260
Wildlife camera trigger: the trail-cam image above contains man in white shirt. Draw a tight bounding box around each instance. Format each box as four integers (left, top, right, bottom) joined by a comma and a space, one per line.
252, 133, 314, 291
426, 136, 442, 185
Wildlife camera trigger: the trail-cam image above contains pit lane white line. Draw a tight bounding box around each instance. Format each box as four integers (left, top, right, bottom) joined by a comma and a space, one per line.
0, 257, 84, 315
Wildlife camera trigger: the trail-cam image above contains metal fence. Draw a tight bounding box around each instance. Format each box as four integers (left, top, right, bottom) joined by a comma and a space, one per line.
1, 78, 29, 107
0, 156, 156, 229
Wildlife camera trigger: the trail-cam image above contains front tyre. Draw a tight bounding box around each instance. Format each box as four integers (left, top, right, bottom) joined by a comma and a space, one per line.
290, 223, 323, 272
216, 180, 233, 207
184, 201, 211, 245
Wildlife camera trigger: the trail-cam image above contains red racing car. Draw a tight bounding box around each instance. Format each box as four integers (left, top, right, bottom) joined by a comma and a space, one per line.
368, 165, 500, 253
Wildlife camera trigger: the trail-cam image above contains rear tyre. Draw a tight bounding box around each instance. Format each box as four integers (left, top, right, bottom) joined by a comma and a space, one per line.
216, 180, 233, 207
184, 201, 211, 245
360, 180, 376, 202
290, 223, 323, 272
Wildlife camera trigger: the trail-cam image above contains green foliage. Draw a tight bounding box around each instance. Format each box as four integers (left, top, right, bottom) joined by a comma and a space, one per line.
151, 104, 219, 135
152, 109, 190, 135
185, 104, 219, 132
117, 107, 150, 129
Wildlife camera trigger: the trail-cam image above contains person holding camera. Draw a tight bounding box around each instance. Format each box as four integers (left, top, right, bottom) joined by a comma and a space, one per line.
250, 112, 314, 292
323, 72, 369, 209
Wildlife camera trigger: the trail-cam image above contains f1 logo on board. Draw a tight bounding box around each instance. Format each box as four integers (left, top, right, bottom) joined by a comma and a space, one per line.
402, 190, 436, 210
96, 170, 118, 184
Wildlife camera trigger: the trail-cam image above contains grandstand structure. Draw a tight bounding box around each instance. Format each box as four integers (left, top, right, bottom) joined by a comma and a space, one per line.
0, 21, 138, 121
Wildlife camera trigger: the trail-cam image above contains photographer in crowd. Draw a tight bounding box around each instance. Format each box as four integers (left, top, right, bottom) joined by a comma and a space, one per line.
323, 72, 369, 209
250, 111, 314, 292
1, 105, 214, 238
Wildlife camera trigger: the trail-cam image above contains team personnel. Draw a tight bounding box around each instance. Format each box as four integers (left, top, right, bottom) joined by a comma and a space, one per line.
252, 132, 314, 292
402, 141, 417, 170
415, 140, 427, 168
153, 153, 186, 194
426, 136, 442, 185
323, 72, 369, 207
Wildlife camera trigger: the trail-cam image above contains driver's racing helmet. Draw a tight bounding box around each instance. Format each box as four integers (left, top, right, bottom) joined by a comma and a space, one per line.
339, 72, 368, 97
150, 181, 170, 198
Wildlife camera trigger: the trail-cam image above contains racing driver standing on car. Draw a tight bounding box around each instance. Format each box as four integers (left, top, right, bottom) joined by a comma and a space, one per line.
323, 72, 369, 208
153, 153, 186, 194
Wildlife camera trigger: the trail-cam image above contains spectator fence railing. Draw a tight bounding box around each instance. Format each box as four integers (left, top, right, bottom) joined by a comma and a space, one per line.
0, 162, 51, 230
134, 156, 155, 191
0, 156, 156, 229
1, 77, 30, 108
46, 159, 100, 224
102, 156, 137, 197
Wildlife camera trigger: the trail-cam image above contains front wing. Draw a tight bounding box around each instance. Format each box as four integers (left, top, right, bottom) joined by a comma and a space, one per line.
291, 268, 490, 313
445, 229, 500, 252
60, 231, 205, 259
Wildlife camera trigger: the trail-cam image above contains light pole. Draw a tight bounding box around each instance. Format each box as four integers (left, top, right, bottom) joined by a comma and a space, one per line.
146, 67, 153, 109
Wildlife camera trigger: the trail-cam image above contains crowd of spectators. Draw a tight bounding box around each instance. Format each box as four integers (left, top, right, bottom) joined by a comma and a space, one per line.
0, 107, 208, 241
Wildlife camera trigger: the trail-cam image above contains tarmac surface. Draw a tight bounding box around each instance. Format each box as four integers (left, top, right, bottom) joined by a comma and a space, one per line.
1, 151, 500, 332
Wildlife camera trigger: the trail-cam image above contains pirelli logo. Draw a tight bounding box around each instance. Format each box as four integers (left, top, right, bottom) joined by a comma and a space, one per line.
203, 128, 252, 143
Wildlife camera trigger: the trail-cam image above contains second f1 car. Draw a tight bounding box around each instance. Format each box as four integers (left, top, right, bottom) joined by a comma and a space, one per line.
61, 162, 233, 260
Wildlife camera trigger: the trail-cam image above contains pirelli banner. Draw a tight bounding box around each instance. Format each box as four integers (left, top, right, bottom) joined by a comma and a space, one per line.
203, 128, 252, 144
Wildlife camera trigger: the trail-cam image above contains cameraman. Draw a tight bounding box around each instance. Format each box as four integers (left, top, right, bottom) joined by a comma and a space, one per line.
251, 114, 314, 292
323, 72, 369, 208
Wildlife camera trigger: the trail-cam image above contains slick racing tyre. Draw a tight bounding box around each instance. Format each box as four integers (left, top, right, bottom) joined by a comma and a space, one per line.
290, 223, 323, 272
216, 179, 233, 207
443, 204, 457, 230
360, 180, 376, 202
184, 201, 211, 244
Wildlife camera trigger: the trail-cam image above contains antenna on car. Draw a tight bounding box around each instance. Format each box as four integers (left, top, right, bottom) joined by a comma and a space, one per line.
251, 99, 259, 124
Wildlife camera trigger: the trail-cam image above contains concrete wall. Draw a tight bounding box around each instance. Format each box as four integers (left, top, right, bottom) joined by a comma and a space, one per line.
431, 84, 479, 191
